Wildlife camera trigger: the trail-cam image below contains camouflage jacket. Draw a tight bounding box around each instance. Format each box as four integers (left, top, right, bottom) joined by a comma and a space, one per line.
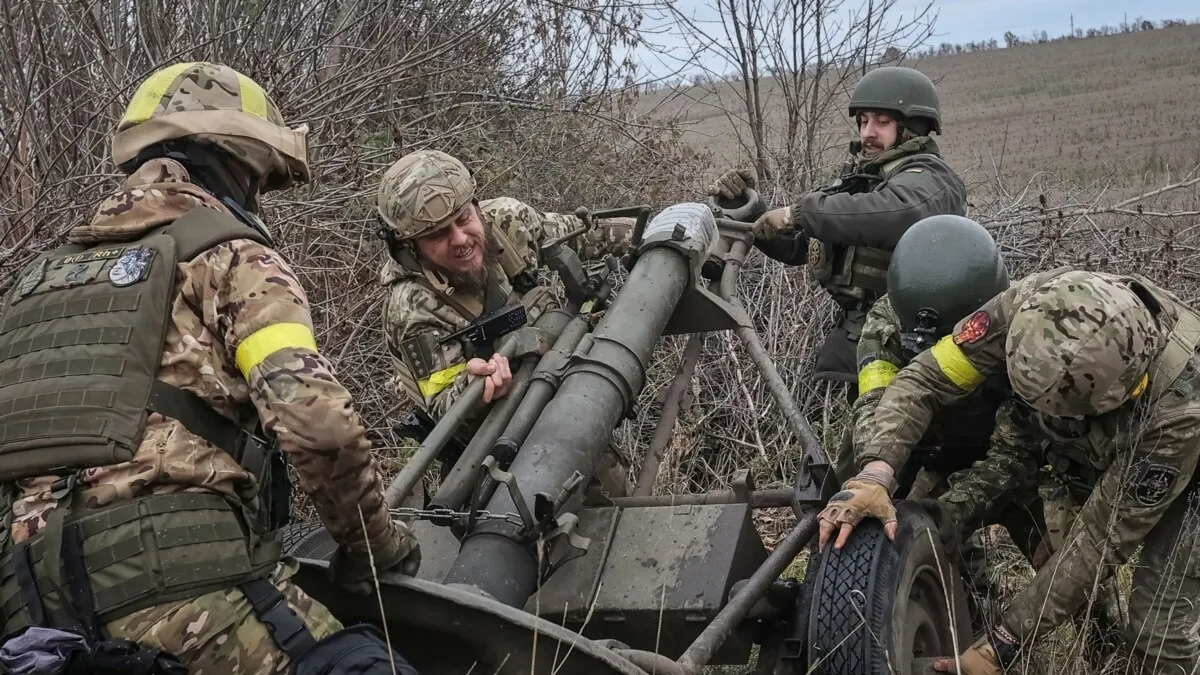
8, 159, 401, 565
859, 267, 1200, 643
381, 197, 631, 419
850, 295, 1019, 473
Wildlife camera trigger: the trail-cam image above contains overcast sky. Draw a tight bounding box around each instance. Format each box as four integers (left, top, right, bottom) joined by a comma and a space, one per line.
633, 0, 1199, 79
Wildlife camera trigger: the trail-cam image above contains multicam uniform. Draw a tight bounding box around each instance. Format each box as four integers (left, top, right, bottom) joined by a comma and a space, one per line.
0, 63, 416, 675
859, 268, 1200, 674
381, 197, 631, 418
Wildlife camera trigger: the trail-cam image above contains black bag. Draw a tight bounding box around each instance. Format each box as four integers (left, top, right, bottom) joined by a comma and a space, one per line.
292, 625, 418, 675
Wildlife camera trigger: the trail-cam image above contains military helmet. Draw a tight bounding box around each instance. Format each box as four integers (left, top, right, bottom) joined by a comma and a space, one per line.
849, 66, 942, 134
888, 215, 1008, 353
376, 150, 477, 241
1006, 271, 1162, 417
111, 62, 310, 192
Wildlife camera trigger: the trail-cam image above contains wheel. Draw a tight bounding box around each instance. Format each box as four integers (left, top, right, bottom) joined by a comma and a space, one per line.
280, 520, 338, 561
804, 501, 972, 675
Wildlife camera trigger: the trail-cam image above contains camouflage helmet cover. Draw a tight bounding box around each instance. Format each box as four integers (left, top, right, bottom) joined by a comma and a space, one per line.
849, 66, 942, 133
111, 62, 310, 192
1005, 271, 1162, 417
376, 150, 477, 240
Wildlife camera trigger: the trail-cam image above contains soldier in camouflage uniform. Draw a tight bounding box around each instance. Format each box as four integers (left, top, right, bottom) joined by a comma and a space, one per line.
374, 150, 634, 493
835, 215, 1046, 619
819, 267, 1200, 675
707, 67, 967, 400
0, 62, 418, 674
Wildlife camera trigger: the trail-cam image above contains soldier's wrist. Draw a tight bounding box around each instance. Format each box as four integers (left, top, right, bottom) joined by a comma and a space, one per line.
988, 624, 1019, 667
850, 465, 899, 495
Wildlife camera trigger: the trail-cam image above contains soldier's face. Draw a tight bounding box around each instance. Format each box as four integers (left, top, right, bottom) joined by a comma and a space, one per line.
858, 112, 898, 156
416, 205, 488, 276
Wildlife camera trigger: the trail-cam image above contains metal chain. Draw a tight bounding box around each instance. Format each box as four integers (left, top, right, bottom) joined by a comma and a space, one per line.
389, 506, 526, 527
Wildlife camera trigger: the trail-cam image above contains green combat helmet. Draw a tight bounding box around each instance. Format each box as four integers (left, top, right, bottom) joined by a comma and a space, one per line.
377, 150, 476, 241
1006, 271, 1162, 417
887, 215, 1008, 354
849, 66, 942, 134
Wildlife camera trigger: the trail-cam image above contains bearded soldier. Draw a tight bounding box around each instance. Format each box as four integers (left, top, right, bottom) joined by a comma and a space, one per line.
374, 150, 634, 493
820, 267, 1200, 675
0, 62, 418, 674
708, 66, 967, 399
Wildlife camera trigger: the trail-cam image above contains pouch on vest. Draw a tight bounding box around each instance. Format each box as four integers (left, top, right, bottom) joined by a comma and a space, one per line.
0, 206, 271, 483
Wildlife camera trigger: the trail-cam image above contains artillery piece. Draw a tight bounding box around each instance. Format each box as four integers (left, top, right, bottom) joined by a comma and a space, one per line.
283, 195, 972, 675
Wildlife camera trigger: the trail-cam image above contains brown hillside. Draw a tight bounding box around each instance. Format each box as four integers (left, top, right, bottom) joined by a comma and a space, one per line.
640, 23, 1200, 192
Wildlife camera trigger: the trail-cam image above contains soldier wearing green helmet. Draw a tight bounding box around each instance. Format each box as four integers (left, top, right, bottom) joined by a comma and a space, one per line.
374, 149, 635, 494
816, 265, 1200, 675
708, 66, 967, 398
825, 215, 1045, 627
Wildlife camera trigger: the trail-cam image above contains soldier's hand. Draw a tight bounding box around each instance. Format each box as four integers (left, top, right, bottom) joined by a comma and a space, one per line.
330, 520, 422, 595
468, 354, 512, 403
934, 632, 1013, 675
751, 207, 793, 240
706, 169, 756, 200
817, 470, 897, 550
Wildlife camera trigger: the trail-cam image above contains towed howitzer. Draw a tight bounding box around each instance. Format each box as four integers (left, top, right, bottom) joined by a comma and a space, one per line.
283, 193, 972, 675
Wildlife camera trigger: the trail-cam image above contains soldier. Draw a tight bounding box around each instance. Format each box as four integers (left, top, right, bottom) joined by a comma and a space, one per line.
708, 66, 967, 400
374, 149, 634, 492
820, 267, 1200, 675
0, 62, 419, 674
835, 215, 1045, 618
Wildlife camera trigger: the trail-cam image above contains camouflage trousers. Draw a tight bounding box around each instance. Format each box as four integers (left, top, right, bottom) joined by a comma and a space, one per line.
103, 558, 343, 674
1083, 484, 1200, 675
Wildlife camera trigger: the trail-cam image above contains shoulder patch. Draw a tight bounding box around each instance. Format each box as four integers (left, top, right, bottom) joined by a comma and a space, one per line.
1130, 463, 1179, 507
953, 310, 991, 345
108, 246, 155, 287
399, 331, 442, 380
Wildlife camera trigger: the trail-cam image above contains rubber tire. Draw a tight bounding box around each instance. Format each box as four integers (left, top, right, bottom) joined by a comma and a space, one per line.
281, 521, 338, 561
804, 501, 972, 675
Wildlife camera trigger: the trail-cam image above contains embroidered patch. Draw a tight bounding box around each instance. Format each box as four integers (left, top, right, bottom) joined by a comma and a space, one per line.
108, 247, 155, 287
807, 237, 824, 266
1132, 463, 1179, 507
14, 258, 47, 300
952, 310, 991, 345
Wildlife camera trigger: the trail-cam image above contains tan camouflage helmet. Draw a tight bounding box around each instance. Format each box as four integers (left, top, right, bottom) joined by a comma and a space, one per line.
376, 150, 476, 240
111, 61, 310, 192
1005, 270, 1162, 417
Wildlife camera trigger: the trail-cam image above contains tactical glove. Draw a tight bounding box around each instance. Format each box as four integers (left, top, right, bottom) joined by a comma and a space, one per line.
933, 627, 1017, 674
817, 468, 898, 549
329, 519, 422, 595
752, 207, 794, 240
706, 169, 756, 200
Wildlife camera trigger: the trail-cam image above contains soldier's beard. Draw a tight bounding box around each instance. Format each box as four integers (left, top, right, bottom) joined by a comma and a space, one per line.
427, 226, 502, 295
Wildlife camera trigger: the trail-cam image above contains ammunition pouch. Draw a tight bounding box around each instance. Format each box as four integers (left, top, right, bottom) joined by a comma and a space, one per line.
0, 491, 279, 636
241, 578, 418, 675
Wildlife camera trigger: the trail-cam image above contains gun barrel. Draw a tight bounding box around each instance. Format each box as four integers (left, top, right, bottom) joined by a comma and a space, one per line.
443, 203, 717, 605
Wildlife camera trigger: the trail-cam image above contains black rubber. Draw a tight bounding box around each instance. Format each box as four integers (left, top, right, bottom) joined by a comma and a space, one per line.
281, 521, 338, 561
804, 501, 972, 675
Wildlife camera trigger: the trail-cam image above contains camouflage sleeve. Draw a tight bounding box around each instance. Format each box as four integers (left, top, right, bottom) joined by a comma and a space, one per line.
381, 280, 473, 420
482, 197, 632, 263
849, 297, 908, 461
937, 400, 1042, 527
857, 286, 1018, 471
1002, 398, 1200, 642
196, 239, 399, 559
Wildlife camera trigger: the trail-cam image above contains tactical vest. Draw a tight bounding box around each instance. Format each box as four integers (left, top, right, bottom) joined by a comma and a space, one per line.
807, 153, 956, 335
0, 206, 286, 636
